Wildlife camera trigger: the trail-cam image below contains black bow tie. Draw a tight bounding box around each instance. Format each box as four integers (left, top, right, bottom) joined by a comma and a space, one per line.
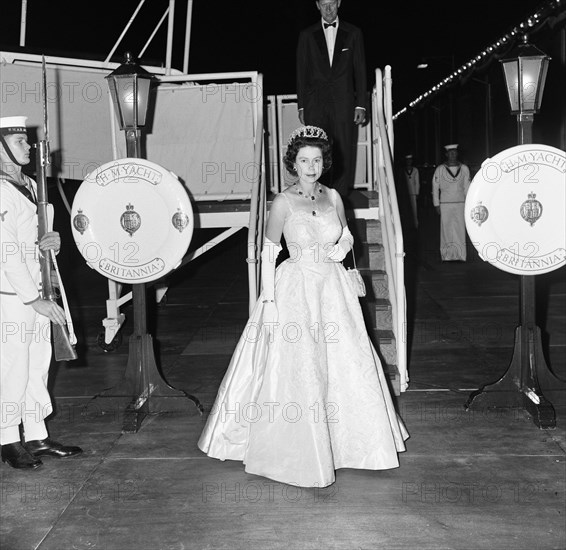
324, 22, 336, 29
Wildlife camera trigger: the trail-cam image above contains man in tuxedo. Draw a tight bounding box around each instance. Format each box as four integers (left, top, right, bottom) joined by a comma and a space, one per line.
296, 0, 368, 196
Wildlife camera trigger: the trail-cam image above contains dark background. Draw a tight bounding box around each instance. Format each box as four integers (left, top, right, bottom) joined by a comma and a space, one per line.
0, 0, 543, 112
2, 1, 564, 174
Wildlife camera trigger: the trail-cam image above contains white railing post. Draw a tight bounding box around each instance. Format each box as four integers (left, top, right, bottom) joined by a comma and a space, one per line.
165, 0, 175, 76
247, 74, 265, 314
372, 68, 408, 392
384, 65, 394, 158
105, 0, 147, 63
183, 0, 194, 74
19, 0, 28, 47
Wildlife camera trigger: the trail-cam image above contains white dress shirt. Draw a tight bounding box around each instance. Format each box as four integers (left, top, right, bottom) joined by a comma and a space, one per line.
322, 18, 338, 66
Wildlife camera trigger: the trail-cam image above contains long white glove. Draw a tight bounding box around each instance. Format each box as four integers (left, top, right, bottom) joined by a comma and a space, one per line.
260, 238, 282, 327
327, 226, 354, 262
260, 238, 282, 300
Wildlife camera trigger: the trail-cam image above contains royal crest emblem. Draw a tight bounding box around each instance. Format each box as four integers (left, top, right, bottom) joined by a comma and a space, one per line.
520, 192, 543, 227
172, 208, 190, 233
73, 209, 90, 235
120, 203, 141, 236
470, 201, 489, 227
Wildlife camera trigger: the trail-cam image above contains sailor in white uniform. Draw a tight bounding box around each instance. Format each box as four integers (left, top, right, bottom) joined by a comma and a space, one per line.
0, 116, 82, 469
432, 144, 471, 261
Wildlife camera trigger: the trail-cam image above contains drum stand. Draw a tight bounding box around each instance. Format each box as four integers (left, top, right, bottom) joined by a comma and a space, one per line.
91, 129, 202, 433
465, 116, 566, 428
94, 282, 202, 433
465, 275, 566, 428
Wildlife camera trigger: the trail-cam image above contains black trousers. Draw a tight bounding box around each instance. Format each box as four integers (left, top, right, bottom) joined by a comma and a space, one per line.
305, 101, 357, 196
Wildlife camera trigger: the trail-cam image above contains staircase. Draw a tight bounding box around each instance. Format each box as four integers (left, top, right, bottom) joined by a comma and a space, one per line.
347, 191, 402, 395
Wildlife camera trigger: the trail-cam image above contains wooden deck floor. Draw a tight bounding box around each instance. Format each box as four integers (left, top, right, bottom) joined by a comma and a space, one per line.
1, 198, 565, 550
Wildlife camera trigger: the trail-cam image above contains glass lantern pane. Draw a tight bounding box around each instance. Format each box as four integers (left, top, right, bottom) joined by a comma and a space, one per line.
106, 79, 125, 129
536, 59, 549, 111
502, 61, 519, 112
519, 57, 542, 112
137, 78, 151, 127
116, 76, 136, 127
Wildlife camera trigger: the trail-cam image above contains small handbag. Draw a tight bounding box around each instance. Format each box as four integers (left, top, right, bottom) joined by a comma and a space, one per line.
345, 250, 366, 297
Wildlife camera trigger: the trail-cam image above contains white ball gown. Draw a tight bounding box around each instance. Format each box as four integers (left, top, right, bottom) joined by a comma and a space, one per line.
198, 190, 408, 487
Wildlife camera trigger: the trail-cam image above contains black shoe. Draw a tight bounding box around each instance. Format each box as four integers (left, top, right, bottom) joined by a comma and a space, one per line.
24, 438, 83, 458
1, 442, 43, 469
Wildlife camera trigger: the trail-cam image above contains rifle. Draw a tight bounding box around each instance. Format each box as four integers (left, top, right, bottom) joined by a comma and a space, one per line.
36, 56, 78, 361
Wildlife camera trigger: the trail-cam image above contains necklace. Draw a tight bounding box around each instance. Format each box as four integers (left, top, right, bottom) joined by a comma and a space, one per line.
296, 183, 323, 216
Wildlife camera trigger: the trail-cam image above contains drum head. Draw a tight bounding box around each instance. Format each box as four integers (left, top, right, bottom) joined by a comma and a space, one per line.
465, 144, 565, 276
71, 158, 194, 284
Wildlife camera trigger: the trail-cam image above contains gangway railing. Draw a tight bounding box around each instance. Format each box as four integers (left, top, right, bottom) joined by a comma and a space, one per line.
372, 66, 408, 391
247, 77, 266, 312
18, 0, 193, 76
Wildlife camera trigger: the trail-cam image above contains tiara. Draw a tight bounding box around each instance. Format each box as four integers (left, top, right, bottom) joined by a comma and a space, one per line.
287, 125, 328, 145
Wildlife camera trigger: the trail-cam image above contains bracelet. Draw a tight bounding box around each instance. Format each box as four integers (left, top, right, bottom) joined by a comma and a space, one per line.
262, 299, 275, 303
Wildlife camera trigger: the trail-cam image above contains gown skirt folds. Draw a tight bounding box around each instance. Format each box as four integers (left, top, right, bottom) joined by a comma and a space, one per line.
198, 203, 408, 488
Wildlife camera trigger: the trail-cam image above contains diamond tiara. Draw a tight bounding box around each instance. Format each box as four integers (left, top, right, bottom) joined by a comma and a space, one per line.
287, 125, 328, 145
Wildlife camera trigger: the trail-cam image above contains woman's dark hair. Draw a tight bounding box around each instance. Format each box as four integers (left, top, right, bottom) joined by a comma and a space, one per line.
283, 136, 333, 175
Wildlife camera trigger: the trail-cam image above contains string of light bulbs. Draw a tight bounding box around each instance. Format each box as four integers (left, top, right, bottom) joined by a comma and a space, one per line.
393, 0, 564, 120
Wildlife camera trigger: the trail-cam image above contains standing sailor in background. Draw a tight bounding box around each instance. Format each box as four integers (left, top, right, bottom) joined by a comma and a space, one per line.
403, 154, 420, 228
432, 144, 471, 262
0, 116, 82, 469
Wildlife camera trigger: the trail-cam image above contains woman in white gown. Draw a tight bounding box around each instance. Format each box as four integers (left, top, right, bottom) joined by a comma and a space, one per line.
198, 126, 408, 487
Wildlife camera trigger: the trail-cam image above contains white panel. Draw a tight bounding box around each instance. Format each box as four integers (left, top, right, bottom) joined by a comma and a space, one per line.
114, 83, 256, 201
0, 61, 114, 180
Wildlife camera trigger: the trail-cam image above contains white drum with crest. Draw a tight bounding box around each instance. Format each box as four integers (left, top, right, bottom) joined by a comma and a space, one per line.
71, 158, 194, 284
465, 144, 565, 276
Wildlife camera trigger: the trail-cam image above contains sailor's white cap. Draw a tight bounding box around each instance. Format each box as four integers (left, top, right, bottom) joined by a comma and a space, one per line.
444, 143, 458, 151
0, 116, 28, 135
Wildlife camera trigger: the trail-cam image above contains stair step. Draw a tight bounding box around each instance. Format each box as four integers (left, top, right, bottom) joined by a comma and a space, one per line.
363, 269, 389, 299
344, 189, 379, 210
343, 190, 401, 396
375, 333, 397, 366
361, 316, 400, 395
382, 363, 401, 396
374, 300, 393, 330
374, 298, 391, 310
364, 219, 382, 244
366, 327, 397, 366
355, 243, 385, 270
376, 329, 395, 343
349, 218, 381, 242
359, 296, 392, 331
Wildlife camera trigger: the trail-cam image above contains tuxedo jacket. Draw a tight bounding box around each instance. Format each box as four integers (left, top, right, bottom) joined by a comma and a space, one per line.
296, 20, 368, 118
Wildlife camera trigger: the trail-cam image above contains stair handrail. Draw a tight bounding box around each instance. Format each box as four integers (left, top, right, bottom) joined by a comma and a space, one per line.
372, 66, 408, 391
246, 73, 266, 314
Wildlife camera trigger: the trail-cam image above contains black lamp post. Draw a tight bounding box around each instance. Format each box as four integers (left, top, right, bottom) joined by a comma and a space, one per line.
465, 36, 565, 429
99, 52, 201, 433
